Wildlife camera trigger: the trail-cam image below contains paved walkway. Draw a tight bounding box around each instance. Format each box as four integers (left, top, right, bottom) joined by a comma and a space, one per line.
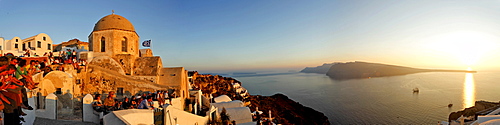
33, 118, 98, 125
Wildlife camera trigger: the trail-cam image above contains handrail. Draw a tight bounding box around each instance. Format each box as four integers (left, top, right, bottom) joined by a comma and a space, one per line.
165, 110, 173, 125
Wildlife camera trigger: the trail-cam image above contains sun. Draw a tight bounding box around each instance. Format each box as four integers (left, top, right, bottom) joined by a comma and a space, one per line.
426, 31, 497, 66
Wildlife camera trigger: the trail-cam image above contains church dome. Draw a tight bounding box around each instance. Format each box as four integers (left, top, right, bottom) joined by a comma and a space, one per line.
93, 14, 135, 32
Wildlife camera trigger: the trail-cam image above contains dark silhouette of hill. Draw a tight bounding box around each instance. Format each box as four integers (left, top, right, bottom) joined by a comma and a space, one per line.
321, 61, 476, 80
300, 63, 339, 74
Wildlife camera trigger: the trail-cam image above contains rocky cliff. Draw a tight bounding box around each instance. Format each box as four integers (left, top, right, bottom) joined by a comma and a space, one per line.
449, 101, 500, 122
246, 94, 330, 124
193, 74, 241, 98
193, 73, 330, 125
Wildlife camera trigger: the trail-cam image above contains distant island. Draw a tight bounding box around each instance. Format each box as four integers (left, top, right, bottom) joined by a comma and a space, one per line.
302, 61, 476, 80
301, 63, 339, 74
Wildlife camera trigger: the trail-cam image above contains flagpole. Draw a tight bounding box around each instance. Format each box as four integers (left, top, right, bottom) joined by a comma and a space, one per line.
150, 39, 152, 56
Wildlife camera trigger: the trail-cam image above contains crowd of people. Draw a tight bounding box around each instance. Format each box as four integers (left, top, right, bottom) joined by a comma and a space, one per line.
0, 57, 41, 125
17, 49, 88, 72
0, 48, 87, 124
91, 90, 177, 114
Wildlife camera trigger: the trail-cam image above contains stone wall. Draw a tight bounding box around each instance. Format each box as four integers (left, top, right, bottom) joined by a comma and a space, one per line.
159, 67, 185, 87
159, 67, 189, 100
139, 49, 153, 57
88, 30, 139, 59
88, 56, 125, 75
83, 65, 171, 95
113, 54, 135, 75
133, 57, 162, 76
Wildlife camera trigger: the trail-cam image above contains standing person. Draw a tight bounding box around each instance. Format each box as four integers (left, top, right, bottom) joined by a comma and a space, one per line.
59, 51, 64, 61
66, 49, 71, 61
25, 50, 30, 57
157, 91, 165, 107
1, 65, 24, 125
15, 59, 34, 111
72, 50, 77, 59
48, 52, 53, 63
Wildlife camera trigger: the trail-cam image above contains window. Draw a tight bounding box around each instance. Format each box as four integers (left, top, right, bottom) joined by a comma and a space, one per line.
43, 36, 46, 41
170, 74, 176, 76
47, 43, 51, 50
0, 46, 2, 50
117, 88, 124, 96
37, 41, 41, 48
28, 42, 31, 48
22, 44, 25, 50
15, 39, 18, 42
56, 88, 62, 94
100, 37, 106, 52
121, 37, 127, 52
15, 44, 18, 49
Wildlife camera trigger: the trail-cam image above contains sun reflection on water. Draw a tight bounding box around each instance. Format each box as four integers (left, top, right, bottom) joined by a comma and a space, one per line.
463, 72, 475, 108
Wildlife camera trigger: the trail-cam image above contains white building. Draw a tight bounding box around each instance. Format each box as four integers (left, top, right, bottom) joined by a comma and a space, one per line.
1, 33, 53, 57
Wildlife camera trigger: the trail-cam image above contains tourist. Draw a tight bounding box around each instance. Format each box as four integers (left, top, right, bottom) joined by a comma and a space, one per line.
53, 58, 60, 65
138, 96, 153, 109
92, 94, 104, 112
66, 49, 71, 61
115, 101, 124, 110
1, 65, 24, 125
48, 52, 53, 63
163, 90, 172, 104
72, 57, 79, 69
15, 59, 34, 111
27, 60, 40, 75
157, 91, 165, 107
72, 50, 77, 59
170, 89, 177, 98
59, 51, 65, 62
104, 91, 116, 113
130, 96, 138, 109
142, 93, 148, 99
25, 49, 30, 57
122, 97, 132, 109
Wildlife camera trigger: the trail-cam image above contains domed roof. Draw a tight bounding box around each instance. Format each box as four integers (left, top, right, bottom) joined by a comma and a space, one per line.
93, 14, 135, 32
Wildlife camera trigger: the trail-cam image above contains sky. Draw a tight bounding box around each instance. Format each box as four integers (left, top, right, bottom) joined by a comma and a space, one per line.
1, 0, 500, 72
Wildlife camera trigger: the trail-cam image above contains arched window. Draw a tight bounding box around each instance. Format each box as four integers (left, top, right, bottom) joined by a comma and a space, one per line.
100, 37, 106, 52
121, 37, 127, 52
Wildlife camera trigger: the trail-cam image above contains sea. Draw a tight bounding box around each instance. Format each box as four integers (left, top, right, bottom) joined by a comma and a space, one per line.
211, 71, 500, 124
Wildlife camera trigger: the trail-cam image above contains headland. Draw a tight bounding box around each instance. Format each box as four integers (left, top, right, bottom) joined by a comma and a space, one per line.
302, 61, 476, 80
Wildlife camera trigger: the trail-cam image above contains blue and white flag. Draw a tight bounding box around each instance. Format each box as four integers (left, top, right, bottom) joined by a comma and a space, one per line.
142, 40, 151, 47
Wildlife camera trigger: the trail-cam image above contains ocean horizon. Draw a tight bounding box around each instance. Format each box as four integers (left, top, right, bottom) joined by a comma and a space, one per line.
206, 70, 500, 124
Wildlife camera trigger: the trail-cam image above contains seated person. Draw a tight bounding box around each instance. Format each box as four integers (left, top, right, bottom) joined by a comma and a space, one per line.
92, 94, 104, 112
104, 91, 116, 112
138, 96, 153, 109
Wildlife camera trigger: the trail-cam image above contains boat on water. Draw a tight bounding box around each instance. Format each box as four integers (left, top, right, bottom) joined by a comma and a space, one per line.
413, 88, 419, 92
448, 104, 453, 107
